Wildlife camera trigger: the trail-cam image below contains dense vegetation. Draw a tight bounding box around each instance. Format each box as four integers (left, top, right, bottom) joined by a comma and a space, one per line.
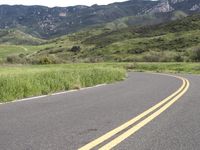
0, 64, 126, 102
1, 62, 200, 102
80, 14, 200, 62
123, 62, 200, 74
2, 14, 199, 64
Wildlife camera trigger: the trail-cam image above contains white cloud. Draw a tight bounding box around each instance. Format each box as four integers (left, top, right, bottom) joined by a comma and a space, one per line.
0, 0, 127, 7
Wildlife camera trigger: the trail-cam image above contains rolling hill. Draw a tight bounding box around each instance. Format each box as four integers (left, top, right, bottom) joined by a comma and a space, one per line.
8, 14, 198, 64
0, 0, 200, 63
0, 0, 199, 38
0, 29, 44, 45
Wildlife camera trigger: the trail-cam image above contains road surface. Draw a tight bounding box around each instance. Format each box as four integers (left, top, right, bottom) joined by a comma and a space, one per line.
0, 72, 199, 150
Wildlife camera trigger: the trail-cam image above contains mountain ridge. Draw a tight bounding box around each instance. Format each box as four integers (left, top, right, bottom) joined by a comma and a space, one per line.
0, 0, 199, 38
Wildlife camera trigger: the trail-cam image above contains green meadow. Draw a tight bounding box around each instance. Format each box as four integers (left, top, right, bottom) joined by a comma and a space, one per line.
0, 64, 126, 102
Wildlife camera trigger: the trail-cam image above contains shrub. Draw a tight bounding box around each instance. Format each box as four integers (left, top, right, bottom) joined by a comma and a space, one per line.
173, 54, 184, 62
142, 52, 160, 62
190, 47, 200, 62
70, 46, 81, 52
39, 57, 53, 64
6, 55, 23, 64
124, 63, 137, 70
127, 49, 146, 54
36, 56, 63, 64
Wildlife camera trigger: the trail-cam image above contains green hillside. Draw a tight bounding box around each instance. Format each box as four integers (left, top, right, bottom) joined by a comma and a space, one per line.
1, 14, 200, 64
73, 14, 200, 62
0, 29, 45, 45
0, 29, 47, 60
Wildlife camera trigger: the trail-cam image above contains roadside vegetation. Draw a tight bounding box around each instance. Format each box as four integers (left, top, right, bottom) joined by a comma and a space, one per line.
123, 62, 200, 74
0, 64, 126, 102
0, 62, 200, 103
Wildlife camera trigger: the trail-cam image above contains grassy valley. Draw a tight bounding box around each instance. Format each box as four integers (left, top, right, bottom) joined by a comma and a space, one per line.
4, 14, 198, 64
0, 29, 46, 62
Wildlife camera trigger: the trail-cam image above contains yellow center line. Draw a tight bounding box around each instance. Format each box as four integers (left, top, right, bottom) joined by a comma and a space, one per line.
99, 79, 189, 150
78, 74, 189, 150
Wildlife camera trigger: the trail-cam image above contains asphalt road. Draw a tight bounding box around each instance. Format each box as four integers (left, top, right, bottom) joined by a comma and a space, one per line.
0, 72, 199, 150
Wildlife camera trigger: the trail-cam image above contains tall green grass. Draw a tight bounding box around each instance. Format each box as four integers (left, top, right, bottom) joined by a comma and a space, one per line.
0, 65, 126, 102
122, 62, 200, 74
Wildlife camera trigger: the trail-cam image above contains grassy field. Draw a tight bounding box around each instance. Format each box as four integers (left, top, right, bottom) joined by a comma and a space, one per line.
123, 62, 200, 74
0, 64, 126, 102
0, 29, 44, 45
0, 44, 55, 58
1, 62, 200, 103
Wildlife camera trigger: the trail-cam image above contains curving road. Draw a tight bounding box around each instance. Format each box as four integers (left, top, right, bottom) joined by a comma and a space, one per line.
0, 72, 199, 150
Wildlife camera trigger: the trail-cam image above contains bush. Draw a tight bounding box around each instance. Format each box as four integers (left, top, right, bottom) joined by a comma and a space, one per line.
70, 46, 81, 52
6, 55, 26, 64
29, 55, 62, 65
142, 52, 160, 62
190, 47, 200, 62
127, 49, 146, 54
173, 54, 184, 62
39, 57, 53, 64
29, 55, 66, 65
124, 63, 138, 70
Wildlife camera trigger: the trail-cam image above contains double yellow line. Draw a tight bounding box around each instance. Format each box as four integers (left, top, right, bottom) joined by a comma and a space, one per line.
79, 74, 190, 150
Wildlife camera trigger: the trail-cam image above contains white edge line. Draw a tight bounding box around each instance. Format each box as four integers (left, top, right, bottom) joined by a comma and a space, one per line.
0, 84, 107, 105
1, 71, 188, 105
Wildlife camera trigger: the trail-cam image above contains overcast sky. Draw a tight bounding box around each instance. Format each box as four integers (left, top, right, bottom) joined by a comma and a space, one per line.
0, 0, 128, 7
